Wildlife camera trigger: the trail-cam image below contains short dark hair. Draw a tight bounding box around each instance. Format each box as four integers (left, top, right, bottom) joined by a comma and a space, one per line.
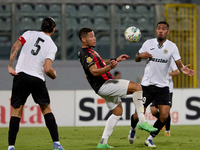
114, 71, 120, 76
157, 21, 169, 29
41, 17, 56, 33
78, 27, 93, 41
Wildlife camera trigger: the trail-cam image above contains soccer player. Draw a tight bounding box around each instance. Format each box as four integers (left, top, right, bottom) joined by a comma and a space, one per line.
150, 59, 180, 137
7, 17, 64, 150
128, 21, 195, 147
78, 27, 157, 149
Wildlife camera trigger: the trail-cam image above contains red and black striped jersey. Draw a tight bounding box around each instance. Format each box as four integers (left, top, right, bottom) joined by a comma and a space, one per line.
79, 48, 113, 93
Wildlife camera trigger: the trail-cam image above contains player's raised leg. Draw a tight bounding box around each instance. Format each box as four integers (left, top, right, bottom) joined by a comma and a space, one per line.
127, 81, 157, 132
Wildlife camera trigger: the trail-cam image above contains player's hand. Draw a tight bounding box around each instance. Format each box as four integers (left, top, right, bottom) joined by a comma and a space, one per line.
181, 64, 195, 76
53, 68, 57, 79
110, 60, 118, 69
8, 66, 18, 76
117, 54, 130, 62
139, 52, 153, 59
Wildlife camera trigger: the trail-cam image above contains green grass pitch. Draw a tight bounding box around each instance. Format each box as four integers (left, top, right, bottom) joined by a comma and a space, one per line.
0, 125, 200, 150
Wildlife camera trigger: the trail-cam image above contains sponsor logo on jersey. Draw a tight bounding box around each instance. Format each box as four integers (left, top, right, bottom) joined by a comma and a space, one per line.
150, 48, 155, 50
86, 57, 93, 63
149, 57, 168, 63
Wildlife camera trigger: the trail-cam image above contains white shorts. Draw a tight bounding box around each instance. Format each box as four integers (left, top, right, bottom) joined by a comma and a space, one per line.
97, 79, 130, 110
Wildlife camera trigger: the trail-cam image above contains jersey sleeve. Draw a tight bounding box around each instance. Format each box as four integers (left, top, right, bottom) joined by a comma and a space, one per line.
170, 59, 178, 71
46, 44, 57, 61
84, 53, 95, 69
80, 51, 95, 70
172, 44, 181, 61
139, 40, 149, 53
18, 30, 31, 45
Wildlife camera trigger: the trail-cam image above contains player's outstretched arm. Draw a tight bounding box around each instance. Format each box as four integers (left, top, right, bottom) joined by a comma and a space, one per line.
176, 59, 195, 76
103, 54, 129, 65
116, 54, 130, 62
44, 59, 57, 79
8, 40, 22, 76
181, 64, 195, 76
135, 52, 153, 62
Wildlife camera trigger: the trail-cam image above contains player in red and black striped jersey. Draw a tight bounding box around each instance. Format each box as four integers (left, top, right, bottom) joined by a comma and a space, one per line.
78, 28, 158, 149
79, 47, 114, 93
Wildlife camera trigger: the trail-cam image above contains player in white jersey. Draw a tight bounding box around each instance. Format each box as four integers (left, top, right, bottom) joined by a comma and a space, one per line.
150, 59, 180, 136
128, 21, 195, 147
7, 17, 64, 150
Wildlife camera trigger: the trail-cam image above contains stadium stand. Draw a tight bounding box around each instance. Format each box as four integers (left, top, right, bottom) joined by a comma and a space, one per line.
93, 5, 109, 18
0, 0, 198, 60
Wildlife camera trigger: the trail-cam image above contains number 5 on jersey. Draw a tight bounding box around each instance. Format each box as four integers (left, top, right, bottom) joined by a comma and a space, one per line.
31, 37, 45, 55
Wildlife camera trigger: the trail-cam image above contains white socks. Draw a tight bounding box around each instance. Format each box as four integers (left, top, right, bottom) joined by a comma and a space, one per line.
54, 141, 60, 145
132, 91, 146, 124
101, 114, 121, 144
8, 146, 14, 150
147, 135, 153, 140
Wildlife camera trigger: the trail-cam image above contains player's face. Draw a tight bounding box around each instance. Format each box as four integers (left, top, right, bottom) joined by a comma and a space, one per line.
85, 31, 96, 48
156, 24, 169, 41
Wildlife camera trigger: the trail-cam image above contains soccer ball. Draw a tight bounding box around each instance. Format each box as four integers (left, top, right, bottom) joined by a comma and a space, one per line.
124, 26, 141, 43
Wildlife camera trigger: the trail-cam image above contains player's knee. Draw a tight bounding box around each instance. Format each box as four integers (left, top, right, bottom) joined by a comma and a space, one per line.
127, 82, 142, 94
40, 104, 52, 115
115, 112, 122, 116
150, 107, 158, 116
118, 110, 123, 116
159, 114, 169, 122
135, 83, 142, 92
112, 107, 123, 116
114, 109, 123, 116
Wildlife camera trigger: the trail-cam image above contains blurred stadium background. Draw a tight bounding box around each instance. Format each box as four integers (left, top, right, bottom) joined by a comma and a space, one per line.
0, 0, 199, 91
0, 2, 200, 149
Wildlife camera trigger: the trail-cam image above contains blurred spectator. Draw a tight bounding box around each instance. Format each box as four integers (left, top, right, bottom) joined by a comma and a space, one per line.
114, 71, 121, 79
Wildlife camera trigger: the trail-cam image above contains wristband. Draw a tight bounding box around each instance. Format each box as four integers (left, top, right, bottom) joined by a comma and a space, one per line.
110, 58, 117, 61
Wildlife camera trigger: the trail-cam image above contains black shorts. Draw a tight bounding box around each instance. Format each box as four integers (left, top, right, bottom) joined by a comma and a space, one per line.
11, 72, 50, 108
142, 85, 170, 108
150, 93, 173, 108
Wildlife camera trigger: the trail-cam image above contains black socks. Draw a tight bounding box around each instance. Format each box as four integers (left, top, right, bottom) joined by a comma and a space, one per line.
150, 119, 165, 137
44, 113, 59, 142
8, 116, 20, 145
131, 114, 138, 129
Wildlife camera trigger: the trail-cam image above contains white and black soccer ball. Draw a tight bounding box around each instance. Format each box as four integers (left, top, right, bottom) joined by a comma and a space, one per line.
124, 26, 141, 43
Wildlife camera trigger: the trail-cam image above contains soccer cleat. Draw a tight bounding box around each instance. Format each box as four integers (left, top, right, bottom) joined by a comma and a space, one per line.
53, 143, 65, 150
7, 148, 15, 150
160, 125, 166, 132
137, 122, 158, 132
128, 128, 136, 144
164, 132, 170, 137
145, 139, 156, 147
97, 143, 114, 149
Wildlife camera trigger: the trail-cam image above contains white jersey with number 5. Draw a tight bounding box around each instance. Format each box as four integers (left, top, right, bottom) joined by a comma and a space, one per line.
15, 30, 57, 81
139, 38, 181, 87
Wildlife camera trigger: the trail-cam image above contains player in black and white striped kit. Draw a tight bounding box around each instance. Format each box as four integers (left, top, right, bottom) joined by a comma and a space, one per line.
7, 17, 64, 150
128, 21, 195, 147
